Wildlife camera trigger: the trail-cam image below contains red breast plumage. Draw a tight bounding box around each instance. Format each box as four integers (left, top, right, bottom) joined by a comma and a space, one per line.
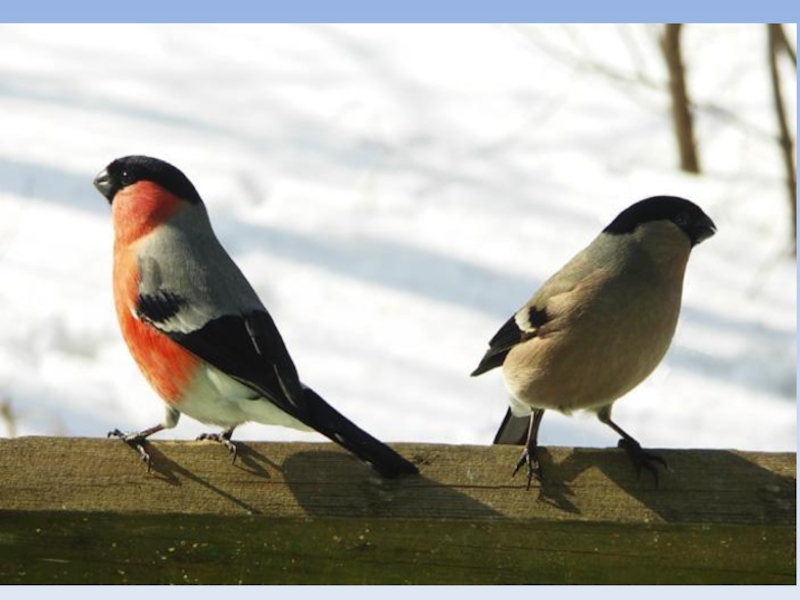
112, 181, 200, 404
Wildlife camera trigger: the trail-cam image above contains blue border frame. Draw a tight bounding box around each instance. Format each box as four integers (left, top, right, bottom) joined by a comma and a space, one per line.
1, 0, 798, 23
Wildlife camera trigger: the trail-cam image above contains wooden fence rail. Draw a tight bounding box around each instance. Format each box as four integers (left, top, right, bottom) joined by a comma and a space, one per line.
0, 437, 795, 584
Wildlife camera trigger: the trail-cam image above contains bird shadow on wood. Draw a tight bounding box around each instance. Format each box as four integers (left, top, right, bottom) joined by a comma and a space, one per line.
528, 447, 584, 514
600, 448, 796, 524
230, 442, 282, 478
115, 441, 266, 515
539, 446, 796, 524
281, 450, 504, 520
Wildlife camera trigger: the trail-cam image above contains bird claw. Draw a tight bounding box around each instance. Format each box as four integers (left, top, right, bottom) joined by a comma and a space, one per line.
617, 438, 667, 487
197, 432, 238, 465
511, 446, 542, 490
108, 429, 152, 473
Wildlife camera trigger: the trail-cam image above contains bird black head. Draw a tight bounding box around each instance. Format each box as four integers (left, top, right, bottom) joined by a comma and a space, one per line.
604, 196, 716, 246
93, 155, 202, 205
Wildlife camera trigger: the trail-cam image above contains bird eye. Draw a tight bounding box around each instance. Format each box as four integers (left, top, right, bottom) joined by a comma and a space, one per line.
119, 169, 139, 187
674, 212, 690, 228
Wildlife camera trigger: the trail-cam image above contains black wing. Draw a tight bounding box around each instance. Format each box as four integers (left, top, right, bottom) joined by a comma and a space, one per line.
136, 288, 417, 478
470, 306, 548, 377
137, 289, 186, 324
169, 310, 309, 421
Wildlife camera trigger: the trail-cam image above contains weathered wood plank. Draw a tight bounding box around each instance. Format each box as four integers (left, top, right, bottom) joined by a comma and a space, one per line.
0, 437, 795, 584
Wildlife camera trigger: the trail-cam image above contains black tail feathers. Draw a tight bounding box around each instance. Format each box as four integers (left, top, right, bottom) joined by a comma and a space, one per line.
493, 408, 532, 445
300, 386, 418, 478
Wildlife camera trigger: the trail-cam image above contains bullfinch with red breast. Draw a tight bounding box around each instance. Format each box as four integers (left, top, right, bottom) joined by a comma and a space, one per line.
95, 155, 418, 478
471, 196, 716, 487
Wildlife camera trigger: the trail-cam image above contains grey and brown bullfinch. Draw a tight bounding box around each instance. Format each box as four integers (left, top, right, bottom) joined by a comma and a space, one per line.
471, 196, 716, 487
95, 155, 417, 478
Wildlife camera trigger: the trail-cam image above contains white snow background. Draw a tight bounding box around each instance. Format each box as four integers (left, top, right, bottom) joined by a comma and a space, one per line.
0, 24, 795, 451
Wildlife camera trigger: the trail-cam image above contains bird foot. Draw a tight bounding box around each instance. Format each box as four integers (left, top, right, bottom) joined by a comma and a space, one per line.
617, 438, 667, 487
197, 432, 238, 464
108, 428, 152, 472
511, 446, 543, 490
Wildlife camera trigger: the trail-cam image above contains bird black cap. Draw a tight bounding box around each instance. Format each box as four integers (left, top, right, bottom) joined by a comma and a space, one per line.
604, 195, 716, 246
94, 155, 202, 205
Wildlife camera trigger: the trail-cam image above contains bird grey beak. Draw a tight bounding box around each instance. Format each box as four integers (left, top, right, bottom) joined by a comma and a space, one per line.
93, 168, 115, 203
692, 214, 717, 246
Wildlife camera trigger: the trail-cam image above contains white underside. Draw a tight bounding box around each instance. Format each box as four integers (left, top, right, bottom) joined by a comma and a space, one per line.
175, 363, 312, 431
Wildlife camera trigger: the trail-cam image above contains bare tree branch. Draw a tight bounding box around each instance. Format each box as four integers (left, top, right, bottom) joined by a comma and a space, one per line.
512, 25, 778, 143
767, 24, 797, 253
661, 24, 701, 174
774, 24, 797, 65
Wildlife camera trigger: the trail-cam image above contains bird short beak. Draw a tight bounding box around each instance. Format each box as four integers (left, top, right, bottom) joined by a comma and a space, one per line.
692, 214, 717, 246
93, 168, 114, 203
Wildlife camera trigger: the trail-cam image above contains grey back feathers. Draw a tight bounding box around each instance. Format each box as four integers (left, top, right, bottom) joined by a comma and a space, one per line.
136, 204, 265, 333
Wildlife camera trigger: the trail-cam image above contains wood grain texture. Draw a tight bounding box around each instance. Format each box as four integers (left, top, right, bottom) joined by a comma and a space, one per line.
0, 437, 795, 584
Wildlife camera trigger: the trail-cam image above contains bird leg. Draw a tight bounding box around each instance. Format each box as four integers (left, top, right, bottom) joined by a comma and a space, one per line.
511, 409, 545, 490
107, 424, 165, 472
197, 427, 238, 464
597, 409, 667, 486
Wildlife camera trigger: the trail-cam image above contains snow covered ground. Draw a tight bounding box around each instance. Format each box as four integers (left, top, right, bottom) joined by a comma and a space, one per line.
0, 24, 795, 451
